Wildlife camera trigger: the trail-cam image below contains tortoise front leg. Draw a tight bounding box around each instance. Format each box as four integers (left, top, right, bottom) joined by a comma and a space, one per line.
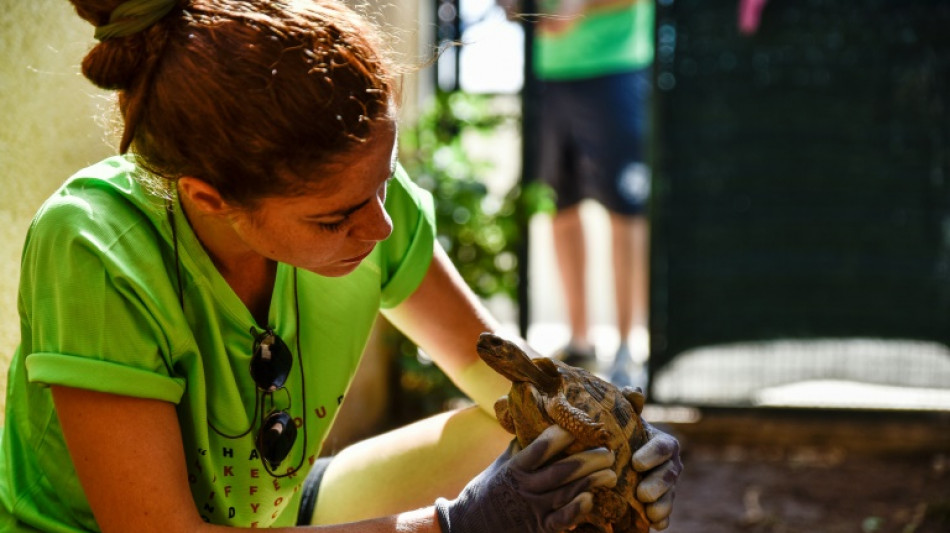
546, 394, 609, 446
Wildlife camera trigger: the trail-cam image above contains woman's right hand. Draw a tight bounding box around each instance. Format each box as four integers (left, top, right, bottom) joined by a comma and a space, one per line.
434, 425, 617, 533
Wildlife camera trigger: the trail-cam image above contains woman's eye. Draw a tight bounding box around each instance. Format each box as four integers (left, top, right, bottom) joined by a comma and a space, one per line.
316, 220, 346, 232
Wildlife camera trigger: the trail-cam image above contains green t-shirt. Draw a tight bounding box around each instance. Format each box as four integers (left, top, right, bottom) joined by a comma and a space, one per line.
0, 155, 435, 531
535, 0, 655, 80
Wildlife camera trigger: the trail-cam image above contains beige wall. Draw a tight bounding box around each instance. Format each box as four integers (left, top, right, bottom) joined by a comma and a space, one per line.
0, 0, 428, 416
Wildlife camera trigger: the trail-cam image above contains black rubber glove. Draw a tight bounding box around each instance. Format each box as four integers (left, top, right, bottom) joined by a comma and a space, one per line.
435, 425, 617, 533
633, 421, 682, 530
623, 386, 683, 531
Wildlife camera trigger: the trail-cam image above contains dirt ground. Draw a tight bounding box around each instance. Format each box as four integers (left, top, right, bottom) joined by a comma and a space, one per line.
669, 444, 948, 533
661, 413, 950, 533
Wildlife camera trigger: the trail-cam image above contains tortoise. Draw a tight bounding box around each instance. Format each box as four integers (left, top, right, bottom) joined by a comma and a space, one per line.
476, 332, 651, 533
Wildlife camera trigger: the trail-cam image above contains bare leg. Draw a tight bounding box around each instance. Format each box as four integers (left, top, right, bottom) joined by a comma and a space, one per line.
552, 205, 589, 346
608, 213, 649, 386
310, 406, 511, 525
610, 213, 649, 341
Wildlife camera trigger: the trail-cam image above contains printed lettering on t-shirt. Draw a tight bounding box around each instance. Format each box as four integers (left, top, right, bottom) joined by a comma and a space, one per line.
189, 396, 342, 526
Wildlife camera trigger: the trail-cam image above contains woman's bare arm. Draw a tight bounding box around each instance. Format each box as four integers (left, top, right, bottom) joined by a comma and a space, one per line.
382, 243, 512, 412
51, 385, 442, 533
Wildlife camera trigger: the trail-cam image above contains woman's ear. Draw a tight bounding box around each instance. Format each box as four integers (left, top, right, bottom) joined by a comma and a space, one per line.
177, 177, 231, 215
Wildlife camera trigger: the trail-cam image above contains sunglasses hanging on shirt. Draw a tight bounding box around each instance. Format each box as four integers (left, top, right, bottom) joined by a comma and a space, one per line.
249, 325, 305, 474
168, 200, 309, 478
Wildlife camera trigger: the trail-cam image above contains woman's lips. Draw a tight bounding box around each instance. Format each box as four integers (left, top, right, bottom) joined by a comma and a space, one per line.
342, 248, 374, 263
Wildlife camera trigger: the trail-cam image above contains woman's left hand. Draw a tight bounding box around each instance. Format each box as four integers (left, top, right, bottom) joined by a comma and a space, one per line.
623, 386, 683, 531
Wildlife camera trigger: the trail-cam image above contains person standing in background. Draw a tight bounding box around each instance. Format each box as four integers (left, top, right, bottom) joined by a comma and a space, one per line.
521, 0, 655, 385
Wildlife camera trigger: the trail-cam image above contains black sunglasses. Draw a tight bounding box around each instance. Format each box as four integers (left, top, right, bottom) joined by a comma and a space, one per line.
207, 327, 306, 477
250, 328, 300, 473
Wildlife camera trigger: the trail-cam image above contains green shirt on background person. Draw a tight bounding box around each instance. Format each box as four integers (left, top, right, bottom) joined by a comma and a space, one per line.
535, 0, 654, 80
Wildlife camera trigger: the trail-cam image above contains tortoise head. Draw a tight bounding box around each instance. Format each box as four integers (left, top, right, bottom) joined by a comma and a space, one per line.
477, 333, 559, 393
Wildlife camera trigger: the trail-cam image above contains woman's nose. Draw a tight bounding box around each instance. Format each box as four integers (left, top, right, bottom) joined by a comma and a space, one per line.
351, 199, 393, 242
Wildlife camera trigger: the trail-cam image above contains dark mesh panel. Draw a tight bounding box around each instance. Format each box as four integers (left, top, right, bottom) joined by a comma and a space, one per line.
648, 0, 950, 406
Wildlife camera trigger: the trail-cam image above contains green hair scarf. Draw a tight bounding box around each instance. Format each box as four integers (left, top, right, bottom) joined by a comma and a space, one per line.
94, 0, 177, 41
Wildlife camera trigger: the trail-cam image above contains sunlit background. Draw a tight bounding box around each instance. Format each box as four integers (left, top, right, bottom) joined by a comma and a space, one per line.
3, 0, 949, 424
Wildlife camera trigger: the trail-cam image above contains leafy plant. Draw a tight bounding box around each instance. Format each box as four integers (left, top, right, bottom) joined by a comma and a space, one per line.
402, 90, 554, 300
392, 90, 554, 420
